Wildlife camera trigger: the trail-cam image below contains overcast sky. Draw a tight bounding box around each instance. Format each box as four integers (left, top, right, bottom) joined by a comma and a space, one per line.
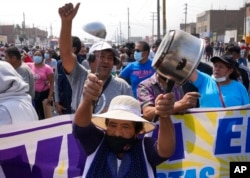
0, 0, 248, 41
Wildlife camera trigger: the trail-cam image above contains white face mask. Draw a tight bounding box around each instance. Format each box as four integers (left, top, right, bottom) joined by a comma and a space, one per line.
211, 75, 227, 82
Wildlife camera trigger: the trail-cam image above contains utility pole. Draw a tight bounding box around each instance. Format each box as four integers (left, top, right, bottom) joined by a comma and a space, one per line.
22, 13, 25, 30
245, 1, 247, 39
116, 27, 119, 45
21, 12, 26, 46
157, 0, 160, 39
151, 12, 157, 41
50, 23, 53, 38
119, 22, 122, 45
128, 8, 130, 42
162, 0, 167, 36
184, 3, 187, 32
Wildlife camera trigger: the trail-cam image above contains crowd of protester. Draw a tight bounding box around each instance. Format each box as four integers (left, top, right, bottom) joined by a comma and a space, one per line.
0, 2, 250, 176
1, 37, 249, 114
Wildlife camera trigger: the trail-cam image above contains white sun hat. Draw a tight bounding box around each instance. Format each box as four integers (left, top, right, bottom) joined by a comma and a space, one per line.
92, 95, 155, 133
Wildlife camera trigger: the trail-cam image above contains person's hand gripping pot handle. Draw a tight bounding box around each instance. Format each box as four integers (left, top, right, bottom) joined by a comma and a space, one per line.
154, 93, 175, 118
74, 73, 103, 127
83, 73, 103, 103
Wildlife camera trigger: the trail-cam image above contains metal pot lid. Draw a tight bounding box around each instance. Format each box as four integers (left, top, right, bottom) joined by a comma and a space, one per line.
152, 30, 175, 70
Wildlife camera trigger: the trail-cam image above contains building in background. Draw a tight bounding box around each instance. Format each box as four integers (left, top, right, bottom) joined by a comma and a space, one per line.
196, 8, 245, 43
0, 25, 48, 47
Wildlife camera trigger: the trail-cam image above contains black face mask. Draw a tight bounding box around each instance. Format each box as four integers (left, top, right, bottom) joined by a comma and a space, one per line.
105, 135, 136, 154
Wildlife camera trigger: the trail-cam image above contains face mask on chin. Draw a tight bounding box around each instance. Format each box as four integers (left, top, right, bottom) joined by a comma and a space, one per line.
105, 135, 136, 154
211, 74, 227, 82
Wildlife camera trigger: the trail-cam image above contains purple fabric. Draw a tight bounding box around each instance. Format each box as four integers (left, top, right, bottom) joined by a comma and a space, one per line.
137, 73, 184, 109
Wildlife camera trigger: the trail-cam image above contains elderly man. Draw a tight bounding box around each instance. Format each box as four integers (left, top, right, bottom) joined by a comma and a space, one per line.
73, 72, 176, 177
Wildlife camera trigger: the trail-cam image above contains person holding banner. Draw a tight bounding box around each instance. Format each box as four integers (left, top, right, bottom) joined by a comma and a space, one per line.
73, 72, 176, 178
137, 73, 200, 121
0, 61, 38, 125
189, 54, 249, 107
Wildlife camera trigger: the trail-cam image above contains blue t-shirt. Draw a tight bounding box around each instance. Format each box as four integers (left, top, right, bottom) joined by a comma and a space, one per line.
120, 59, 155, 98
192, 70, 249, 108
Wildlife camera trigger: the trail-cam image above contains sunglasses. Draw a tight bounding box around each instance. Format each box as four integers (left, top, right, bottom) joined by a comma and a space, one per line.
134, 49, 144, 52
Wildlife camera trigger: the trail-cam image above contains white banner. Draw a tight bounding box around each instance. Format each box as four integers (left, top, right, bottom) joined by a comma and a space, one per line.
0, 106, 249, 178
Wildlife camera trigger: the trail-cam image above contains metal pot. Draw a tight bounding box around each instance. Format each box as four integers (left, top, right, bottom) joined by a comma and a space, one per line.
83, 21, 107, 39
152, 30, 205, 85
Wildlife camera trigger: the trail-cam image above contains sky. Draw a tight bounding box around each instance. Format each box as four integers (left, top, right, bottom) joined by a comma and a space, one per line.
0, 0, 248, 42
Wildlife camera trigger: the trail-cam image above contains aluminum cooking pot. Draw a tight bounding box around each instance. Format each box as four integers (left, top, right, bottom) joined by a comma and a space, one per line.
152, 30, 205, 85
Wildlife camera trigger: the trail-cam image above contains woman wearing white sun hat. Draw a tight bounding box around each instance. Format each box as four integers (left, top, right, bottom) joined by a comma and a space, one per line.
73, 72, 176, 178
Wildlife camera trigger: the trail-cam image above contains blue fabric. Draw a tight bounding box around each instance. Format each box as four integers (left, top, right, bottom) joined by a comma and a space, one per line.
120, 60, 155, 98
73, 123, 168, 177
238, 58, 247, 67
193, 70, 249, 107
57, 61, 72, 114
86, 139, 149, 178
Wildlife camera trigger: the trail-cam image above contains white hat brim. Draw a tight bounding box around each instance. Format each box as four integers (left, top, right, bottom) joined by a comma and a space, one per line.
89, 42, 120, 65
92, 110, 155, 133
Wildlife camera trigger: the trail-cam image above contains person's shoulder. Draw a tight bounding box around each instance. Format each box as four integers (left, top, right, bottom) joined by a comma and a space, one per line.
111, 77, 132, 90
197, 62, 213, 75
18, 63, 33, 72
139, 74, 156, 85
44, 64, 54, 73
106, 77, 133, 95
44, 63, 53, 69
231, 79, 246, 88
52, 58, 58, 63
25, 62, 33, 67
124, 62, 134, 68
112, 76, 130, 84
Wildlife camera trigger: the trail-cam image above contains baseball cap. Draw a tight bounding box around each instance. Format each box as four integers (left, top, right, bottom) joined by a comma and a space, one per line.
89, 41, 120, 65
210, 54, 237, 67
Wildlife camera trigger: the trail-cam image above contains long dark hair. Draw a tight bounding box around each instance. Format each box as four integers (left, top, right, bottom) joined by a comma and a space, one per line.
228, 64, 240, 81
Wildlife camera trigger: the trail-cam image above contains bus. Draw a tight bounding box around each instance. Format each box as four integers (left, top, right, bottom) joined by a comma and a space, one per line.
49, 38, 59, 50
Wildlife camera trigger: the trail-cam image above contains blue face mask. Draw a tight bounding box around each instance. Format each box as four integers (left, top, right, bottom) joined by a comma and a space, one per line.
44, 53, 50, 59
134, 51, 143, 62
33, 56, 43, 64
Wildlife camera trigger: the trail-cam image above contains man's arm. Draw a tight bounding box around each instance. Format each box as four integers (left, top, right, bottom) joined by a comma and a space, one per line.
58, 3, 80, 74
47, 73, 55, 105
142, 92, 200, 120
189, 69, 198, 82
155, 93, 176, 158
74, 73, 103, 127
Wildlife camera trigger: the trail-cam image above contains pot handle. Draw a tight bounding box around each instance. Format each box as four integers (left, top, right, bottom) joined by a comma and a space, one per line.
152, 79, 175, 122
164, 79, 175, 93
